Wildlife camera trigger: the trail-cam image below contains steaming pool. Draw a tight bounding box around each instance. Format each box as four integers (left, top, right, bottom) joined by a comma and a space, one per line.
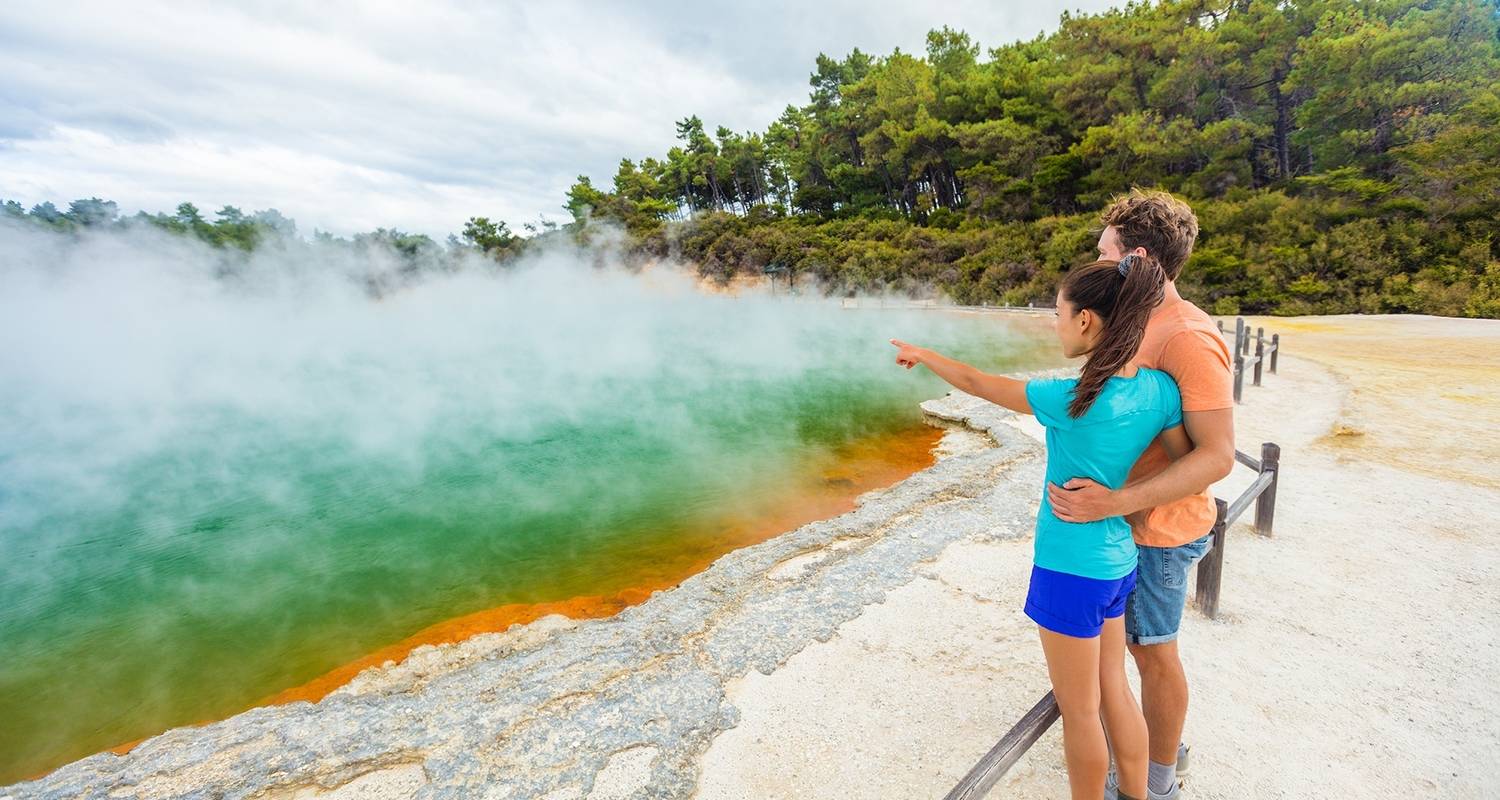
0, 231, 1062, 782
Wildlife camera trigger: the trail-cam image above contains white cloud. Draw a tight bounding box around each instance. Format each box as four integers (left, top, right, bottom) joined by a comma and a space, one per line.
0, 0, 1117, 238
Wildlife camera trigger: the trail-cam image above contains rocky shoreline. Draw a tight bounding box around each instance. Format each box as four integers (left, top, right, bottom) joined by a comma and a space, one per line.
6, 390, 1043, 800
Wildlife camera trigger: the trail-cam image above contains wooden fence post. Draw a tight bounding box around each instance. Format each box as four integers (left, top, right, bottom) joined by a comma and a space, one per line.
1233, 351, 1244, 403
1195, 498, 1230, 619
1235, 318, 1246, 356
1254, 443, 1281, 536
1253, 337, 1265, 386
1270, 333, 1280, 373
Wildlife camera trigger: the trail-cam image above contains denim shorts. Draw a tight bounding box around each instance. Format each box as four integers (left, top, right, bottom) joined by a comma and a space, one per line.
1125, 532, 1214, 645
1024, 564, 1138, 639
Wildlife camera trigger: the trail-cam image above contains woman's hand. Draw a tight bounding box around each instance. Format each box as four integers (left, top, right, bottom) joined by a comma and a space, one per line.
890, 339, 926, 370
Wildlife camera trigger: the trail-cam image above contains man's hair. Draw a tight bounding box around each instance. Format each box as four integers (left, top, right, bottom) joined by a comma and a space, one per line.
1100, 188, 1199, 281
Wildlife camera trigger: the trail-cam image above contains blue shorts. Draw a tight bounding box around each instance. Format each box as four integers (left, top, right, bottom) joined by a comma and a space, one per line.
1024, 564, 1138, 639
1125, 533, 1214, 645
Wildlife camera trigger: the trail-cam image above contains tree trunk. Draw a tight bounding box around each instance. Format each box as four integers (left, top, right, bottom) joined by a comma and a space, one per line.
707, 167, 726, 211
1272, 69, 1291, 179
848, 130, 864, 167
879, 165, 897, 209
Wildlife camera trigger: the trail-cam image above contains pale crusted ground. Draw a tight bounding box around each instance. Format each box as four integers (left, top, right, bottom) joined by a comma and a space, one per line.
1239, 314, 1500, 491
691, 314, 1500, 800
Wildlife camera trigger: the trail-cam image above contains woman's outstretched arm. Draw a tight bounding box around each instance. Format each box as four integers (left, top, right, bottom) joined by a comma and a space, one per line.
890, 339, 1031, 414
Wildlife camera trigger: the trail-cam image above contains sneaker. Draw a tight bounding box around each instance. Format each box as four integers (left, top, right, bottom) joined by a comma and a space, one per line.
1151, 782, 1182, 799
1103, 770, 1121, 800
1104, 769, 1183, 800
1175, 743, 1191, 779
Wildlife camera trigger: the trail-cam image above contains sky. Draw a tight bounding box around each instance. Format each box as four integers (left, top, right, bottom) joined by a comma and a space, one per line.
0, 0, 1118, 240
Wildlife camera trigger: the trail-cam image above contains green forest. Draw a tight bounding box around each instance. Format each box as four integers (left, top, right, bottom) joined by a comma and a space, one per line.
6, 0, 1498, 316
565, 0, 1500, 317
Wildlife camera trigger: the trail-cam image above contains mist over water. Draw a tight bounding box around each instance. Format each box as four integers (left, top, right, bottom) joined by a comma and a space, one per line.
0, 220, 1059, 782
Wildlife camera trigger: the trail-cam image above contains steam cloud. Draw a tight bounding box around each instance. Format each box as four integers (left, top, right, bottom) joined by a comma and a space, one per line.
0, 218, 1052, 781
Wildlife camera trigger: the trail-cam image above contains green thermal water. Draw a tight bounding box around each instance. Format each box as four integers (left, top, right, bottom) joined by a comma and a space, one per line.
0, 261, 1060, 783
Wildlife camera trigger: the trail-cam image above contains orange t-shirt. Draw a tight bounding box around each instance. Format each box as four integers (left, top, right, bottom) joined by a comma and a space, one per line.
1127, 298, 1233, 547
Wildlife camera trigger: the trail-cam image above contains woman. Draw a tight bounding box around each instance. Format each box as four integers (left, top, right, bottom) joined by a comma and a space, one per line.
890, 255, 1188, 800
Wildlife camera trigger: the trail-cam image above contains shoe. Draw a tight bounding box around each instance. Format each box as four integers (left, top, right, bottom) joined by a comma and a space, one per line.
1105, 743, 1190, 800
1151, 782, 1182, 799
1104, 769, 1182, 800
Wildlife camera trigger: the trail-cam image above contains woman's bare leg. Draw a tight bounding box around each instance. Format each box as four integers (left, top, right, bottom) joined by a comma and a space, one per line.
1038, 626, 1107, 799
1098, 615, 1149, 798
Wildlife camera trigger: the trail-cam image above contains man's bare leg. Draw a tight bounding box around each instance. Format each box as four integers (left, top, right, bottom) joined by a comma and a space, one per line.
1129, 639, 1188, 765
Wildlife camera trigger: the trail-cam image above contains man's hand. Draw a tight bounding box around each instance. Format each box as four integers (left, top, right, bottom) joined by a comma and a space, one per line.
890, 339, 926, 370
1047, 478, 1124, 523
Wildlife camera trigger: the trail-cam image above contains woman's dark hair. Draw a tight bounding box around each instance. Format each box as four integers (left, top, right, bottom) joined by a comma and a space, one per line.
1060, 255, 1167, 418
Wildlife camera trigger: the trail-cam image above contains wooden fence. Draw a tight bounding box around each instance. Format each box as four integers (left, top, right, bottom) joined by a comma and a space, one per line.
1216, 317, 1281, 403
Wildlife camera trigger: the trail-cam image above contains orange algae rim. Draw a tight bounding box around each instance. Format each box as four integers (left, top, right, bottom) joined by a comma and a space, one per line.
64, 422, 943, 774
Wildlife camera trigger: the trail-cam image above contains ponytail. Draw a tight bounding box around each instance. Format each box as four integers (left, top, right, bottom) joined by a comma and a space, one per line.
1060, 254, 1166, 418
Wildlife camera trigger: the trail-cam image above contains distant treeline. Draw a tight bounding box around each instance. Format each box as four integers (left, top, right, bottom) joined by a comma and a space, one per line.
1, 198, 528, 263
7, 0, 1497, 317
0, 197, 543, 299
563, 0, 1500, 318
0, 198, 541, 299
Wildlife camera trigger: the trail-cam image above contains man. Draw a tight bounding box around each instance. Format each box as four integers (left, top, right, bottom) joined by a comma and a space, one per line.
1047, 189, 1236, 799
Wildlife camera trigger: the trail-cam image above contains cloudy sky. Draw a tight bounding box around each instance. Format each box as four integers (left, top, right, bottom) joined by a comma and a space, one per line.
0, 0, 1116, 239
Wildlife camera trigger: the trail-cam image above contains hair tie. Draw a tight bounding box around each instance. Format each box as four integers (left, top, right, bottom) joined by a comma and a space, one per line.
1117, 254, 1135, 277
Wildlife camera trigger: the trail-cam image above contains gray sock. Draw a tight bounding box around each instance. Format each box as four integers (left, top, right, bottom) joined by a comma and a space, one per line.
1148, 760, 1177, 794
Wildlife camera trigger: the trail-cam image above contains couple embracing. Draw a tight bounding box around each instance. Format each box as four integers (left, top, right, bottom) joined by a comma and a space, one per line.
891, 189, 1233, 800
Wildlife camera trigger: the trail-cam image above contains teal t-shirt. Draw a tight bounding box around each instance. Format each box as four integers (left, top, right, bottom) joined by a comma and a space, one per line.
1024, 369, 1183, 580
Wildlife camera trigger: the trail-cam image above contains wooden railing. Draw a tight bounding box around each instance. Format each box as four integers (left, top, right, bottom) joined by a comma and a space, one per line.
1195, 442, 1280, 618
943, 442, 1282, 799
1215, 317, 1280, 403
